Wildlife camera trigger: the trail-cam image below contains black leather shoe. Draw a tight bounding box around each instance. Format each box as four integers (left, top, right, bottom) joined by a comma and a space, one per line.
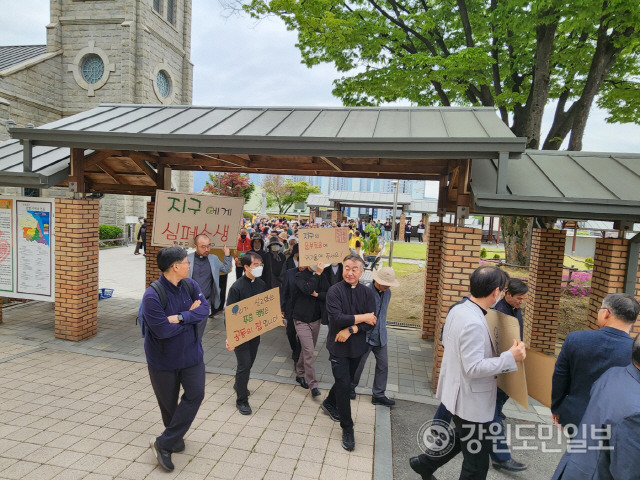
321, 400, 340, 422
341, 427, 355, 451
150, 439, 174, 471
237, 401, 252, 415
492, 458, 528, 472
172, 439, 185, 453
372, 395, 396, 407
349, 387, 356, 400
295, 376, 309, 389
311, 387, 321, 397
409, 456, 437, 479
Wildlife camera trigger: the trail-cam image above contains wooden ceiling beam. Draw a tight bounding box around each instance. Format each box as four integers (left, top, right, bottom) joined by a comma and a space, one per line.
318, 156, 343, 171
86, 183, 157, 196
127, 152, 160, 180
96, 159, 131, 185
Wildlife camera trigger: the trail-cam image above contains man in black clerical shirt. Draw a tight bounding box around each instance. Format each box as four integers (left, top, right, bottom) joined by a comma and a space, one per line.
322, 254, 377, 451
187, 235, 232, 324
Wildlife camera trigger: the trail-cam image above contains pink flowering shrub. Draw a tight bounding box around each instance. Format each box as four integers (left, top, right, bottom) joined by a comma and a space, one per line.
562, 271, 592, 297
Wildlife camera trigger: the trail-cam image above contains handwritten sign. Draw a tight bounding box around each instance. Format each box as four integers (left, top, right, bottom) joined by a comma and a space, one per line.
485, 309, 528, 409
225, 288, 282, 348
298, 227, 350, 267
524, 348, 557, 408
151, 190, 244, 248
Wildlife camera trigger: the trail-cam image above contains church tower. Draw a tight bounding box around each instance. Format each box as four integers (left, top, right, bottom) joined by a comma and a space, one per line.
47, 0, 193, 110
0, 0, 194, 226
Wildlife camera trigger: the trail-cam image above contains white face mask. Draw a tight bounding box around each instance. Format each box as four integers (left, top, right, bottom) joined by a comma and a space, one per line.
492, 290, 503, 308
251, 266, 263, 278
331, 263, 339, 267
271, 245, 281, 252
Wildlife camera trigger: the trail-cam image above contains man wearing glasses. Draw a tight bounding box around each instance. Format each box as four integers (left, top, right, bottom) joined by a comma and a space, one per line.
141, 247, 210, 471
551, 293, 638, 432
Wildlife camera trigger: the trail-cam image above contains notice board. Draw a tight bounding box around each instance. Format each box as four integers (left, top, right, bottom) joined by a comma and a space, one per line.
298, 227, 350, 266
225, 288, 282, 348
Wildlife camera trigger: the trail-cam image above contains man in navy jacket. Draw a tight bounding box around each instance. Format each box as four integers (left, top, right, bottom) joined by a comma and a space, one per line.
552, 335, 640, 480
142, 247, 210, 472
552, 293, 638, 430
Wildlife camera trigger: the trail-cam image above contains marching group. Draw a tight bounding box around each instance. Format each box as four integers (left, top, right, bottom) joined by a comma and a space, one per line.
138, 217, 640, 479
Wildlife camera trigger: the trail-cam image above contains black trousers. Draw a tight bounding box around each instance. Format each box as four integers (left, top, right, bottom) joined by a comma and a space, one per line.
148, 361, 205, 452
234, 336, 260, 403
286, 318, 301, 363
214, 274, 228, 314
326, 354, 363, 429
416, 412, 493, 480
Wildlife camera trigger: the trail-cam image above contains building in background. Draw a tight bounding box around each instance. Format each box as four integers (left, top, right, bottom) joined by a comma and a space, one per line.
0, 0, 194, 230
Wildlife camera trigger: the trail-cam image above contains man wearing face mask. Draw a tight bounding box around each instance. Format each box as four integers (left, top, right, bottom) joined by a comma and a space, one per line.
235, 228, 252, 280
249, 234, 267, 264
264, 236, 286, 291
410, 265, 526, 480
225, 251, 267, 415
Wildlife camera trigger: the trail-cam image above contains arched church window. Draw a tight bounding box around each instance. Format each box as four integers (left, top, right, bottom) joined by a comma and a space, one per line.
156, 70, 171, 98
81, 54, 105, 85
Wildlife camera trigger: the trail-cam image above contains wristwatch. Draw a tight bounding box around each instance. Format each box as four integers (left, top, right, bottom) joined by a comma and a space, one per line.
177, 314, 184, 324
348, 326, 354, 334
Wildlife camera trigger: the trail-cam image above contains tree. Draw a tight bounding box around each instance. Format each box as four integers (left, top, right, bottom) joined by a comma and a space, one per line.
202, 172, 255, 203
243, 0, 640, 264
262, 175, 321, 214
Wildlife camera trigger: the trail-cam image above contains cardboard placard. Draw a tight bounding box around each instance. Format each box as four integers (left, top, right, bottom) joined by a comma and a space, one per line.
524, 348, 557, 408
225, 288, 282, 348
485, 309, 529, 409
151, 190, 244, 248
298, 227, 350, 266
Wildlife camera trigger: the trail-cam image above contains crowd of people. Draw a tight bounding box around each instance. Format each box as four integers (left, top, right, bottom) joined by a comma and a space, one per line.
138, 216, 640, 479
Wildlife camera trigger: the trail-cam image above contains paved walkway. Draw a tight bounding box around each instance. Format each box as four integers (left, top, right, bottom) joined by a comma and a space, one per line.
0, 246, 552, 479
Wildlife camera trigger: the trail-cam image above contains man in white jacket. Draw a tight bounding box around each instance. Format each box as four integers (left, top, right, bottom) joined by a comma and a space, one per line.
410, 266, 526, 480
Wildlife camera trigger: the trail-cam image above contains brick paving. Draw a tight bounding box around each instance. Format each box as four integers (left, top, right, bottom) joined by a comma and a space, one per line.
0, 246, 551, 479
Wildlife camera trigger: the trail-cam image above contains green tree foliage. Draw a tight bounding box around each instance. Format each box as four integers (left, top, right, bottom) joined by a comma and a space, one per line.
202, 172, 255, 202
245, 0, 640, 151
243, 0, 640, 265
262, 174, 321, 214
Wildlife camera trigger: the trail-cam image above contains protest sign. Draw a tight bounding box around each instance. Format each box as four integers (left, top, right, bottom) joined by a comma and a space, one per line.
225, 288, 282, 348
298, 227, 350, 266
524, 348, 557, 408
485, 309, 529, 409
151, 190, 244, 248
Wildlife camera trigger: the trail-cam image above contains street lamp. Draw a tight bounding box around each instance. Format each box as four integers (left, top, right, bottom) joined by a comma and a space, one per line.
388, 180, 399, 267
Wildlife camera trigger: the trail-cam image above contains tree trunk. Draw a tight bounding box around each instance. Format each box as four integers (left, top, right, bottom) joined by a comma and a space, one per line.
500, 216, 534, 266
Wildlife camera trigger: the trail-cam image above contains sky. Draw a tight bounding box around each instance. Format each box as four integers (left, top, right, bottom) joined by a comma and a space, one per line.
2, 0, 640, 199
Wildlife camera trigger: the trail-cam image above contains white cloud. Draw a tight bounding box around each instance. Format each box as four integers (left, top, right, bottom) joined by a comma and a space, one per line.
2, 0, 639, 153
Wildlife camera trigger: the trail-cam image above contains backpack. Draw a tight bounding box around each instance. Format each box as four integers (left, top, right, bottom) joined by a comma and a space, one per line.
136, 279, 196, 338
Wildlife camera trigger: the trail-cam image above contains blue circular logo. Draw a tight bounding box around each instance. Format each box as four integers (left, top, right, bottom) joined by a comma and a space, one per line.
232, 305, 239, 314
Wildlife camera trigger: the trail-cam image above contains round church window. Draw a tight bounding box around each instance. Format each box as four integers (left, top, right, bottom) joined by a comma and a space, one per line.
81, 54, 105, 84
156, 70, 171, 98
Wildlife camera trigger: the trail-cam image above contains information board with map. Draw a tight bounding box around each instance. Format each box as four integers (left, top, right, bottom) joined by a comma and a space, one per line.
0, 196, 55, 302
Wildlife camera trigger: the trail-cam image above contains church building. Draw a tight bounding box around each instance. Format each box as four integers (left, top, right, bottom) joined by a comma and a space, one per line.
0, 0, 194, 229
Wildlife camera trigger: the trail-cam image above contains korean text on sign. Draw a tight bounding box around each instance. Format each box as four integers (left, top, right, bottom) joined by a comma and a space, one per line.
298, 227, 350, 266
225, 288, 282, 348
151, 190, 245, 248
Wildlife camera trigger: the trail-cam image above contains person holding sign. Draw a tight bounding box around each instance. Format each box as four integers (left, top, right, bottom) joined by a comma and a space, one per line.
225, 251, 268, 415
141, 247, 210, 472
409, 266, 526, 480
322, 254, 378, 452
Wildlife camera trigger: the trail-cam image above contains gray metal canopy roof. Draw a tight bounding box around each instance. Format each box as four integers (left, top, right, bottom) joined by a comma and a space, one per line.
306, 191, 438, 213
471, 151, 640, 221
6, 104, 525, 158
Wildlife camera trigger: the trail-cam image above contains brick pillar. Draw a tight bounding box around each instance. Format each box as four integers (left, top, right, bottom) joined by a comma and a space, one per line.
145, 201, 162, 287
399, 213, 406, 242
431, 226, 481, 389
331, 210, 340, 222
587, 238, 629, 330
524, 229, 566, 354
54, 199, 99, 341
309, 209, 316, 223
634, 263, 640, 336
422, 221, 446, 340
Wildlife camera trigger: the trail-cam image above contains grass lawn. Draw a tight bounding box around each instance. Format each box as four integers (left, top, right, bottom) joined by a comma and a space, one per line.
381, 260, 421, 277
385, 241, 427, 260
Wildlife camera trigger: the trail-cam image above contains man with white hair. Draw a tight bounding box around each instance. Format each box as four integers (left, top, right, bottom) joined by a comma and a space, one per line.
350, 266, 399, 406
